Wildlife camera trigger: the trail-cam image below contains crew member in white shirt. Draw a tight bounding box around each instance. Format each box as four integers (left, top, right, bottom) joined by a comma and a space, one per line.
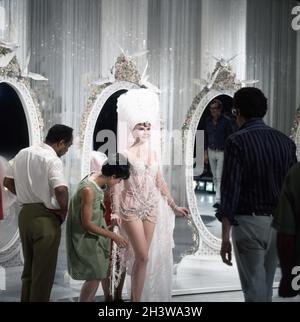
3, 124, 73, 302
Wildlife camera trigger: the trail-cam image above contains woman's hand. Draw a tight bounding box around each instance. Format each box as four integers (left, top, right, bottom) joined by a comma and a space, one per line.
175, 206, 190, 218
111, 213, 122, 227
112, 233, 128, 248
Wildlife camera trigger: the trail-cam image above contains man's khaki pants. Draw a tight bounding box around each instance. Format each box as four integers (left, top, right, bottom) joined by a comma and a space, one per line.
18, 203, 61, 302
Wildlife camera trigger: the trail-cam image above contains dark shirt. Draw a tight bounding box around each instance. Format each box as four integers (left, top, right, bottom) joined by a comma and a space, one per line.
216, 118, 297, 225
204, 115, 233, 150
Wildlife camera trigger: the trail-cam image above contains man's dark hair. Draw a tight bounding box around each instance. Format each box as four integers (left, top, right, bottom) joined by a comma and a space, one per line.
233, 87, 267, 119
101, 153, 130, 180
45, 124, 73, 144
210, 99, 223, 110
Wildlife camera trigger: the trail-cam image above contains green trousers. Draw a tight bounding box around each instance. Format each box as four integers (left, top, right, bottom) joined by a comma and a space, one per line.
18, 203, 61, 302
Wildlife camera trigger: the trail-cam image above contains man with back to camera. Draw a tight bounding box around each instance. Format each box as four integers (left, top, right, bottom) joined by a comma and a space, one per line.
204, 99, 233, 209
3, 124, 73, 302
216, 87, 297, 302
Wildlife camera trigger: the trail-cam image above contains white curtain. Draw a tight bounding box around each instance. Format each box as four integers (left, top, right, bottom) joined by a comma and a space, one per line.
1, 0, 299, 199
0, 0, 30, 66
28, 0, 149, 188
29, 0, 103, 188
146, 0, 246, 204
246, 0, 298, 135
201, 0, 247, 81
30, 0, 64, 128
100, 0, 148, 79
0, 0, 252, 206
147, 0, 203, 204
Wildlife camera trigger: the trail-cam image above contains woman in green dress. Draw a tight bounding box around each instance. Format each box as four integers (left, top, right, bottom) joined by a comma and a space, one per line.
66, 153, 130, 302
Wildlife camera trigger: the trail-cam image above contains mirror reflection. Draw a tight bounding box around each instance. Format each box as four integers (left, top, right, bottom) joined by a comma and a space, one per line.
0, 83, 29, 159
193, 94, 236, 238
0, 83, 29, 250
93, 89, 127, 153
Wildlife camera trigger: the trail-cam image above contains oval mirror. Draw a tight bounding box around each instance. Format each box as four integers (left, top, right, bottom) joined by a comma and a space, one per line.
0, 50, 43, 266
194, 94, 235, 239
175, 63, 242, 293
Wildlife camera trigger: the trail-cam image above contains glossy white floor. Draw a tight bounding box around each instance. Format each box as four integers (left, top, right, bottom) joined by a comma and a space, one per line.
1, 258, 299, 302
1, 191, 299, 302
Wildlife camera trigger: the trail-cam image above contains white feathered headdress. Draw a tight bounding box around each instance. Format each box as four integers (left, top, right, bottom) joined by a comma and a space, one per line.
116, 88, 161, 155
117, 88, 159, 131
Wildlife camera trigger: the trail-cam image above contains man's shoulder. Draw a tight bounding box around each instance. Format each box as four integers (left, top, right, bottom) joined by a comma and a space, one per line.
34, 144, 59, 160
14, 146, 34, 159
16, 144, 61, 164
267, 125, 289, 136
230, 127, 296, 159
231, 124, 293, 141
16, 144, 44, 155
226, 129, 242, 142
17, 145, 33, 153
267, 127, 295, 145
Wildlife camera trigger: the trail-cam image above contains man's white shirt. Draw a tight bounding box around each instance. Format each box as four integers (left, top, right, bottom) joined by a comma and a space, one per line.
6, 143, 67, 209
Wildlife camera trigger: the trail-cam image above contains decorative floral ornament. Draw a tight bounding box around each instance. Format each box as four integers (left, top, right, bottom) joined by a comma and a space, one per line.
80, 51, 159, 145
114, 53, 141, 84
0, 46, 21, 78
0, 42, 44, 134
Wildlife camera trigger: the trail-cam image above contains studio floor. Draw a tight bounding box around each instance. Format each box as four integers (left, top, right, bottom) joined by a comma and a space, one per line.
1, 255, 299, 303
1, 190, 299, 303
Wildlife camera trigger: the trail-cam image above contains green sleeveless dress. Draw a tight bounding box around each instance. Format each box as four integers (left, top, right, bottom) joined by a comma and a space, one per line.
66, 176, 110, 280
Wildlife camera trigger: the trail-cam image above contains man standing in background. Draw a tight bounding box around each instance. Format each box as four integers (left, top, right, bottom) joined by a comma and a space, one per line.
204, 99, 233, 209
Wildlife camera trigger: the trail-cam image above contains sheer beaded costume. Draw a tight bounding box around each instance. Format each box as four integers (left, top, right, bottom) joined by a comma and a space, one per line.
111, 89, 176, 301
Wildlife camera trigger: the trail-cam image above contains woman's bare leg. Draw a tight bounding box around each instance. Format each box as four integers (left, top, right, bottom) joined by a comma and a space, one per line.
79, 280, 101, 302
122, 219, 155, 302
143, 218, 156, 248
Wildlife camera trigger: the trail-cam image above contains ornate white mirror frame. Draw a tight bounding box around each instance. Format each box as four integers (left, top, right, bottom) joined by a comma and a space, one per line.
182, 63, 241, 255
80, 54, 146, 178
0, 46, 44, 266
